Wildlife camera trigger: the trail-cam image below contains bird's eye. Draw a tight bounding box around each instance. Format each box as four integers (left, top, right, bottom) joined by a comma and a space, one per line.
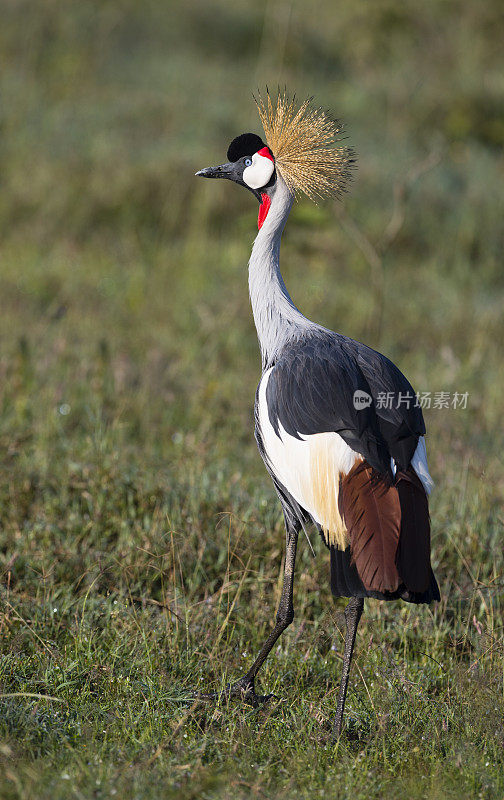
244, 157, 252, 167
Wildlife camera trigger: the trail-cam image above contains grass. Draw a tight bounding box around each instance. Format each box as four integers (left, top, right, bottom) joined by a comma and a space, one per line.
0, 0, 503, 797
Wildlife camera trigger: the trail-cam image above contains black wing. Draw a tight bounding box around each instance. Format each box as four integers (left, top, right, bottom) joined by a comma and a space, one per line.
342, 335, 425, 469
265, 331, 425, 475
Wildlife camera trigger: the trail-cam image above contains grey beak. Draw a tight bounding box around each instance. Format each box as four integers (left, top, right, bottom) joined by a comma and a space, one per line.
195, 162, 237, 179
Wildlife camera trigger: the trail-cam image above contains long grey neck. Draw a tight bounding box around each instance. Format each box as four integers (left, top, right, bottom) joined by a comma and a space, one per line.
248, 176, 316, 370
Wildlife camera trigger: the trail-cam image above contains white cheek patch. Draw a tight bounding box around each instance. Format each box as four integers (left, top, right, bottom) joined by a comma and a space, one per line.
243, 152, 275, 189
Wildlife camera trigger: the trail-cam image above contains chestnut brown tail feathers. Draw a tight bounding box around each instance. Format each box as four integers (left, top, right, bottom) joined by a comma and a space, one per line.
339, 461, 431, 594
339, 462, 401, 593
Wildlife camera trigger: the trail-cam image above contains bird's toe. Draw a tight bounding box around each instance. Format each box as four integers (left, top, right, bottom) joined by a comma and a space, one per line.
192, 677, 278, 708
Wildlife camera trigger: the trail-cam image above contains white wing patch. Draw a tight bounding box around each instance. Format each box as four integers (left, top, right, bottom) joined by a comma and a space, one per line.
411, 436, 434, 494
258, 368, 360, 548
258, 370, 434, 546
243, 152, 275, 190
391, 437, 433, 495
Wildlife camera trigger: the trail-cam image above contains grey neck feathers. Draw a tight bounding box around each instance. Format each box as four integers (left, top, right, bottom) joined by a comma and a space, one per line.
248, 176, 317, 370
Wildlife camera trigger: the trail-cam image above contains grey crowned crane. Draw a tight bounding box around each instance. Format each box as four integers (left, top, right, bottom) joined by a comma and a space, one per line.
195, 91, 439, 738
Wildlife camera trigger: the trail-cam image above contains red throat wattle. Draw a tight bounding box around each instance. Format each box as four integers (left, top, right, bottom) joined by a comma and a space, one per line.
258, 193, 271, 230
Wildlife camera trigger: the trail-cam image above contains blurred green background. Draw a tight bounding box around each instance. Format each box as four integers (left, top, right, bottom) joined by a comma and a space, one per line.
0, 1, 503, 798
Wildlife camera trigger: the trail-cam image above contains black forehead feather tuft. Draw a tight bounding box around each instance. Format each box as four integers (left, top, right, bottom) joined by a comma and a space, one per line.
227, 133, 265, 162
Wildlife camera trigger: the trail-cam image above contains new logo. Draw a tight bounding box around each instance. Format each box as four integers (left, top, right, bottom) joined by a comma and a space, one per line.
353, 390, 372, 410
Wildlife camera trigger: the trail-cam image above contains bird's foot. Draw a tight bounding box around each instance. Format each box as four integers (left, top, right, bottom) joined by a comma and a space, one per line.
193, 676, 278, 708
329, 718, 343, 744
330, 714, 362, 744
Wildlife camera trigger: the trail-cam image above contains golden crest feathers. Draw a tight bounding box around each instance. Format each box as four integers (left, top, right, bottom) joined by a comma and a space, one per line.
254, 89, 355, 201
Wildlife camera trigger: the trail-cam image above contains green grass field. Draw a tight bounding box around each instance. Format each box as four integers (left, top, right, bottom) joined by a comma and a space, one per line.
1, 1, 503, 797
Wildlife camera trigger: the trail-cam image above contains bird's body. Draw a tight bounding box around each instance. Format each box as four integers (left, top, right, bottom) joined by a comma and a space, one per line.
250, 175, 439, 601
195, 92, 439, 737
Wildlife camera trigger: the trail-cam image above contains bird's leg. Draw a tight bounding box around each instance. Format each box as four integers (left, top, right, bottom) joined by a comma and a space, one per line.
196, 528, 298, 707
332, 596, 364, 739
237, 527, 298, 696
